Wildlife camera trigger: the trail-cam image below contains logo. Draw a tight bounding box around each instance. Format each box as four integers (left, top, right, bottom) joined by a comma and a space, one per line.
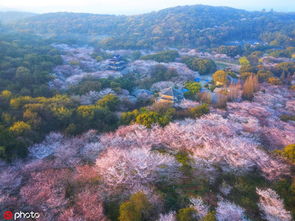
3, 211, 40, 220
3, 211, 13, 220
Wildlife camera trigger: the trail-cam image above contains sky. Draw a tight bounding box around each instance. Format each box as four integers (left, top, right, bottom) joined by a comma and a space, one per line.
0, 0, 294, 14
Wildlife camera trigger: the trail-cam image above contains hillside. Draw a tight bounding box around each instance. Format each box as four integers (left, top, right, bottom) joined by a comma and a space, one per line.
12, 5, 295, 49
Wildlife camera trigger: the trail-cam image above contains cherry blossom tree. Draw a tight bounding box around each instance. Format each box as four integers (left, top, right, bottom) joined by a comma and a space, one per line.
99, 113, 290, 179
157, 212, 177, 221
190, 197, 209, 218
20, 169, 71, 214
95, 147, 180, 191
1, 82, 294, 221
216, 200, 249, 221
29, 130, 102, 167
256, 188, 292, 221
73, 190, 107, 221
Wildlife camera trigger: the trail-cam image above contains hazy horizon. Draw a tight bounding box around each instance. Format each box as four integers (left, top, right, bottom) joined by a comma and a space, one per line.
1, 0, 295, 15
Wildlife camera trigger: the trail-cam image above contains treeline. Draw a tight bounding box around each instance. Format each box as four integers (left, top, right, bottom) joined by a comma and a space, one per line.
141, 50, 179, 62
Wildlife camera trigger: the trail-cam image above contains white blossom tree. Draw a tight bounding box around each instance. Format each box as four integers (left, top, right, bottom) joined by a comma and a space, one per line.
95, 147, 180, 190
216, 200, 249, 221
99, 114, 290, 179
256, 188, 292, 221
157, 211, 177, 221
190, 197, 209, 218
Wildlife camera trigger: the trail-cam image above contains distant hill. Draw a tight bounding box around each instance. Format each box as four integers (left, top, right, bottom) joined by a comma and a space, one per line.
11, 5, 295, 49
0, 11, 37, 24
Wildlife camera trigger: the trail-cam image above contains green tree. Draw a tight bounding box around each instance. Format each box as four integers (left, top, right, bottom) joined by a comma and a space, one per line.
197, 59, 217, 74
239, 57, 250, 66
201, 212, 216, 221
96, 94, 120, 111
274, 144, 295, 164
183, 57, 216, 75
119, 201, 140, 221
189, 104, 209, 118
239, 56, 257, 73
0, 90, 12, 99
212, 70, 228, 86
177, 208, 198, 221
0, 146, 6, 159
50, 106, 73, 121
120, 109, 140, 125
15, 66, 31, 84
119, 192, 151, 221
77, 105, 118, 132
135, 111, 166, 128
184, 82, 201, 99
70, 80, 102, 95
9, 121, 31, 135
217, 46, 242, 57
141, 50, 179, 62
150, 64, 177, 82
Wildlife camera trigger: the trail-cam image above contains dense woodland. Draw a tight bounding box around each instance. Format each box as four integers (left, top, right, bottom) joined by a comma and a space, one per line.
0, 5, 295, 221
6, 5, 295, 49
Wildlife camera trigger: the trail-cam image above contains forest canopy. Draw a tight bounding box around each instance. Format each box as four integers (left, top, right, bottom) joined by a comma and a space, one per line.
8, 5, 295, 49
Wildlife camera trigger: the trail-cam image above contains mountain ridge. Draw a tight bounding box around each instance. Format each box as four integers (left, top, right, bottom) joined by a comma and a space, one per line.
7, 4, 295, 49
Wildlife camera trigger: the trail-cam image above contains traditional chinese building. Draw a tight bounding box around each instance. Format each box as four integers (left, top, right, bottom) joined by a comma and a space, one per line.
158, 87, 184, 104
108, 55, 127, 71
